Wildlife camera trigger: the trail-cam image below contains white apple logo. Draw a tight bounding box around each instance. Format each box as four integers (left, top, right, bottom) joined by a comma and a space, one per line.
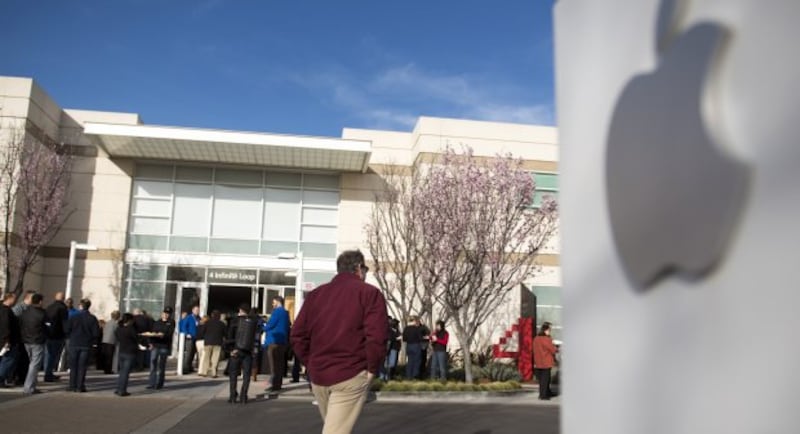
606, 0, 750, 289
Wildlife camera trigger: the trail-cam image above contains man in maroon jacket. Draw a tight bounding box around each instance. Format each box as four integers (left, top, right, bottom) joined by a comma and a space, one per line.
291, 250, 388, 434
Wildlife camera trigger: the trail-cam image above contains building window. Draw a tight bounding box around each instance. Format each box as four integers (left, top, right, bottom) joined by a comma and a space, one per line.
263, 188, 301, 241
172, 183, 212, 236
211, 185, 262, 239
127, 165, 340, 259
532, 285, 562, 340
531, 172, 558, 208
130, 180, 172, 238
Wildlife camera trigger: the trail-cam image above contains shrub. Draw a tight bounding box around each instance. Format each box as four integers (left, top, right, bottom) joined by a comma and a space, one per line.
485, 382, 516, 391
457, 382, 478, 392
480, 361, 521, 382
374, 379, 521, 392
429, 382, 446, 392
448, 366, 486, 382
379, 381, 411, 392
471, 345, 495, 368
447, 367, 466, 381
448, 349, 465, 368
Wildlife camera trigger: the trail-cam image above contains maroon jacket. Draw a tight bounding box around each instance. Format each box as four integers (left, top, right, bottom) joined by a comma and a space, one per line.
533, 335, 558, 369
291, 272, 388, 387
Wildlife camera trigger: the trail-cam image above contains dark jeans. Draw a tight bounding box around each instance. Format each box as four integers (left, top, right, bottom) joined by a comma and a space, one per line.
419, 347, 428, 379
149, 347, 170, 388
94, 344, 104, 370
136, 348, 150, 371
381, 348, 398, 380
291, 357, 302, 382
405, 343, 421, 379
535, 368, 552, 399
68, 346, 90, 391
228, 350, 253, 401
44, 339, 65, 380
430, 350, 448, 380
267, 344, 286, 389
116, 353, 136, 394
14, 342, 29, 385
0, 344, 20, 384
183, 337, 196, 372
101, 343, 116, 373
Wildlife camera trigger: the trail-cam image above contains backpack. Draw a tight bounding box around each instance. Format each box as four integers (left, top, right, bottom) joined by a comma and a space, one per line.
235, 316, 257, 351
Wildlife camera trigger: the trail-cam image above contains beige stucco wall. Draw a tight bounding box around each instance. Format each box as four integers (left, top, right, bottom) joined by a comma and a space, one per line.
344, 116, 559, 165
0, 76, 136, 318
410, 116, 559, 162
0, 77, 57, 294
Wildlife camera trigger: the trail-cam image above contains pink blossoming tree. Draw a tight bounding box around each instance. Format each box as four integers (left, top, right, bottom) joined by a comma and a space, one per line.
366, 164, 430, 327
412, 147, 557, 383
1, 123, 73, 296
367, 146, 558, 382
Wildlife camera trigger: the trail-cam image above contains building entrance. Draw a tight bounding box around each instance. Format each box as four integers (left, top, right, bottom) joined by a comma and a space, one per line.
207, 285, 254, 318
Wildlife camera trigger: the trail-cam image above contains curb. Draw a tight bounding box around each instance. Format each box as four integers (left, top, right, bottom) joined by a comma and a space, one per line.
271, 387, 559, 406
375, 389, 535, 398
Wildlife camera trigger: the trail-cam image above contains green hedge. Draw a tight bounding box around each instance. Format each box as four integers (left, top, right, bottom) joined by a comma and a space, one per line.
392, 361, 520, 382
372, 380, 522, 392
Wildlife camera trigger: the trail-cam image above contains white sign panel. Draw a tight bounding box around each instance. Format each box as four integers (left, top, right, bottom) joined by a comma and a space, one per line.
556, 1, 800, 433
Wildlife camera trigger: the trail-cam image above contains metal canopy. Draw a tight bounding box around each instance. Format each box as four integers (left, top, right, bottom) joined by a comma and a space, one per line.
84, 122, 372, 172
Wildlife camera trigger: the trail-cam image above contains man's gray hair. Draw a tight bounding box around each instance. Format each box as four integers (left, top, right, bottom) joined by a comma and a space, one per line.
336, 249, 366, 274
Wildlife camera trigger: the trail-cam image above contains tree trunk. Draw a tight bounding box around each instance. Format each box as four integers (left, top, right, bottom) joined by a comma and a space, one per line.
3, 242, 9, 296
463, 346, 474, 383
3, 209, 10, 295
453, 328, 473, 383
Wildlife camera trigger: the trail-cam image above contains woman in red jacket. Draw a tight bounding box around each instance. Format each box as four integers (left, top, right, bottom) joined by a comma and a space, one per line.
533, 322, 558, 400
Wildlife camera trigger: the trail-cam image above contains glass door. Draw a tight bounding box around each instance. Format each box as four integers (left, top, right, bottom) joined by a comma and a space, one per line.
261, 285, 297, 321
176, 282, 208, 317
173, 282, 207, 356
251, 286, 259, 313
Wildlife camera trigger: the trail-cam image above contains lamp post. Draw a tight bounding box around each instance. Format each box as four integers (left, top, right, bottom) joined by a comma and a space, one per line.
278, 251, 304, 313
65, 241, 98, 301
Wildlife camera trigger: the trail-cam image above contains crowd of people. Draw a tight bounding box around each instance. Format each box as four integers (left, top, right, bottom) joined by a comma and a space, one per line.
0, 288, 547, 399
0, 249, 558, 434
0, 289, 556, 398
376, 315, 451, 381
0, 288, 300, 399
0, 290, 102, 394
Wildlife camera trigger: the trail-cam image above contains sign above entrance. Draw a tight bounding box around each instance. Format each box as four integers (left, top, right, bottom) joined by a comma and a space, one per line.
207, 268, 257, 285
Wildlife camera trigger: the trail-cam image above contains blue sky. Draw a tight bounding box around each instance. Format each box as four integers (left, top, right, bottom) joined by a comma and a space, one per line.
1, 0, 555, 137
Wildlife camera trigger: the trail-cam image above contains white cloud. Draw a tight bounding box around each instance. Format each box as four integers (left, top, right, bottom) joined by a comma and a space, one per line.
192, 0, 226, 16
471, 104, 554, 125
285, 62, 552, 130
371, 64, 554, 125
361, 109, 419, 130
370, 64, 477, 106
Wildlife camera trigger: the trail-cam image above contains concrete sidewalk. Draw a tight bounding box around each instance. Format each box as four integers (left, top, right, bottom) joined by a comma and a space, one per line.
0, 366, 559, 433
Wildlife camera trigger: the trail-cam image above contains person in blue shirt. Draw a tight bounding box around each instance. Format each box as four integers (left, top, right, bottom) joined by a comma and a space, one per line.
179, 306, 199, 374
65, 298, 79, 318
263, 296, 290, 393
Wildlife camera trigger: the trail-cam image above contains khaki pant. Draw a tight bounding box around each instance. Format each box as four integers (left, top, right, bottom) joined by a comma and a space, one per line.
202, 345, 223, 377
195, 340, 205, 375
312, 370, 371, 434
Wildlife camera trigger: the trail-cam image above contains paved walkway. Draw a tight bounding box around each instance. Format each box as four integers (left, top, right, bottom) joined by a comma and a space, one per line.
169, 398, 559, 434
0, 366, 559, 433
